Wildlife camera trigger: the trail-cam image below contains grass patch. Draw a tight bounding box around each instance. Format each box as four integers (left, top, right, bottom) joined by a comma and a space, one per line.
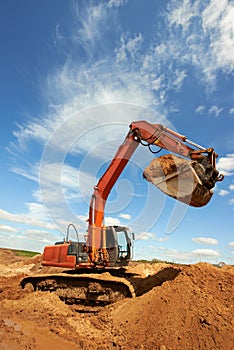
14, 249, 40, 257
134, 258, 175, 265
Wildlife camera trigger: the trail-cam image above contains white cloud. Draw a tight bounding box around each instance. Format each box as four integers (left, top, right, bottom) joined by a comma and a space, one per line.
166, 0, 234, 87
73, 2, 107, 53
11, 164, 39, 183
218, 189, 229, 196
229, 108, 234, 115
39, 161, 96, 230
195, 104, 224, 117
202, 0, 234, 73
155, 236, 169, 242
0, 226, 60, 252
167, 0, 199, 31
0, 208, 55, 230
115, 33, 143, 63
151, 75, 164, 92
9, 158, 91, 230
0, 225, 18, 233
12, 67, 160, 155
208, 105, 223, 117
195, 105, 206, 114
229, 184, 234, 191
202, 0, 227, 29
24, 229, 55, 244
135, 232, 155, 241
148, 245, 196, 263
107, 0, 127, 8
13, 159, 92, 205
172, 69, 187, 91
192, 248, 220, 257
13, 120, 52, 150
105, 217, 121, 226
229, 241, 234, 247
145, 244, 224, 264
40, 162, 81, 192
229, 198, 234, 205
77, 215, 89, 223
72, 0, 126, 56
119, 213, 131, 220
192, 237, 218, 245
217, 154, 234, 176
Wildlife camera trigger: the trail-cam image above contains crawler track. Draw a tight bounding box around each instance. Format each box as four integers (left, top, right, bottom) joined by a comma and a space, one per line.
20, 272, 137, 305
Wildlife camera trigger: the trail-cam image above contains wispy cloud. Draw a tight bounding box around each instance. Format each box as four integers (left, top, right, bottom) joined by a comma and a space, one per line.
0, 208, 55, 230
107, 0, 127, 8
202, 0, 234, 73
154, 236, 170, 242
0, 224, 18, 233
115, 33, 143, 63
167, 0, 199, 31
24, 229, 55, 244
72, 1, 120, 56
195, 104, 224, 117
195, 105, 206, 115
166, 0, 234, 88
218, 189, 229, 196
208, 105, 223, 117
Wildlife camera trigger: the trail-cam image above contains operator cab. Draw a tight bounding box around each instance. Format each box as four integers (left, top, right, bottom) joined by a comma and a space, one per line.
105, 225, 133, 266
46, 225, 133, 268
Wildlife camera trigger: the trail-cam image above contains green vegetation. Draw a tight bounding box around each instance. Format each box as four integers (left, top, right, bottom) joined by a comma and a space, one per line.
14, 249, 40, 257
134, 258, 175, 265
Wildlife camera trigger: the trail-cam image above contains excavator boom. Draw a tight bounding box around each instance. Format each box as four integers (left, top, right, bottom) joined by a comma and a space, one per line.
87, 120, 223, 265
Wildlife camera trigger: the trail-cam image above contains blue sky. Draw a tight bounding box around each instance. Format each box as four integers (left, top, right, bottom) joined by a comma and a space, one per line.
1, 0, 234, 264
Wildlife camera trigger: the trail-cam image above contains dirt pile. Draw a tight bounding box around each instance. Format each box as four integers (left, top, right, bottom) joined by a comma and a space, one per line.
0, 248, 233, 350
110, 263, 233, 349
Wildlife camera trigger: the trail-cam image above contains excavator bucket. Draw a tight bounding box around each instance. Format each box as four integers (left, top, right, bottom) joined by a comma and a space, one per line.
143, 154, 213, 207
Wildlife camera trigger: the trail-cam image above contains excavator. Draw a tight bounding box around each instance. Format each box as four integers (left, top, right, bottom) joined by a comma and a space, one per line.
21, 120, 224, 304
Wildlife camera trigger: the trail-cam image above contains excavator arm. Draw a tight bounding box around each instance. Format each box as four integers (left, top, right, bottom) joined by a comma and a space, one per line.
87, 121, 223, 265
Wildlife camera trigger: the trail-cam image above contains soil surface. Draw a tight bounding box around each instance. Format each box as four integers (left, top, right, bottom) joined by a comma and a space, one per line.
0, 248, 233, 350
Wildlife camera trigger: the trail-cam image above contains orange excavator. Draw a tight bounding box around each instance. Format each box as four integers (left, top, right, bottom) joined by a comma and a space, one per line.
21, 120, 223, 304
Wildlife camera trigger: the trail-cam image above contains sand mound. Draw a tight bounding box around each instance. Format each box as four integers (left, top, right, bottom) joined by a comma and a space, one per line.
109, 263, 234, 349
0, 248, 233, 350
